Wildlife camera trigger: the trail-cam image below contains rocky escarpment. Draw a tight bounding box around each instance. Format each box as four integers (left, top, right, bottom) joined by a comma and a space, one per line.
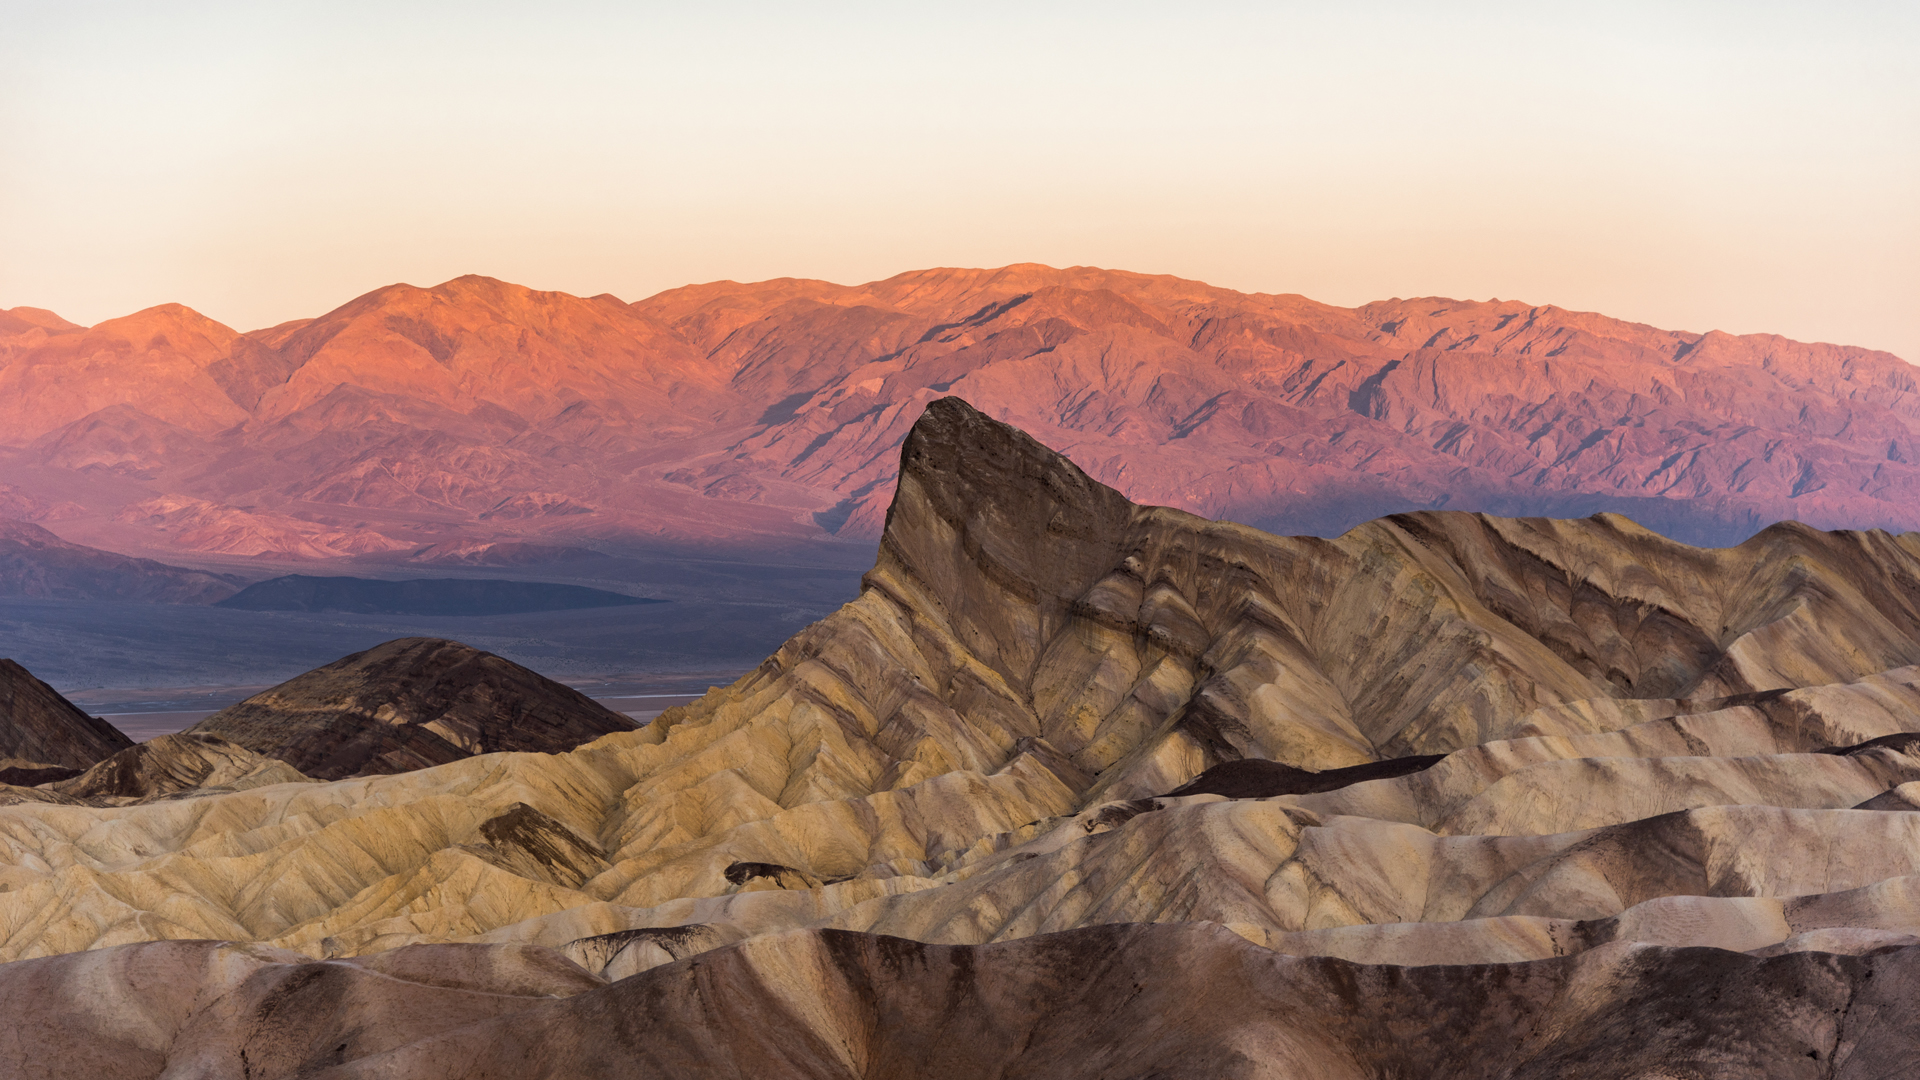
1, 399, 1919, 1074
720, 396, 1920, 799
184, 637, 638, 779
0, 657, 132, 769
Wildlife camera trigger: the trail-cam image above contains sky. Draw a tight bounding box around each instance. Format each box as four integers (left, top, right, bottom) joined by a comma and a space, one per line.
2, 1, 1915, 360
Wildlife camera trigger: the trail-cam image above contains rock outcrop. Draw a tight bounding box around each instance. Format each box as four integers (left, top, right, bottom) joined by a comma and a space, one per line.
183, 637, 639, 778
0, 657, 132, 769
1, 401, 1918, 1073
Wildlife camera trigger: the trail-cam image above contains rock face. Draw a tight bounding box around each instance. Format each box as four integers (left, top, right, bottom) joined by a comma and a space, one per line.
184, 637, 639, 779
0, 657, 132, 769
2, 401, 1920, 1074
3, 266, 1917, 565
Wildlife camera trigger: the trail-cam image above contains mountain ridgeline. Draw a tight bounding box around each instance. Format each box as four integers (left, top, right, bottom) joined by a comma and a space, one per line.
2, 265, 1916, 569
215, 575, 655, 616
1, 400, 1920, 1076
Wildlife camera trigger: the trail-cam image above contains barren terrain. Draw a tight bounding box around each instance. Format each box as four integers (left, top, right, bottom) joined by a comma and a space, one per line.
1, 401, 1918, 1076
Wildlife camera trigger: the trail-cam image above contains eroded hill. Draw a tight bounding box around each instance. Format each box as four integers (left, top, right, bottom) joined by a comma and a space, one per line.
1, 400, 1918, 1076
184, 637, 640, 778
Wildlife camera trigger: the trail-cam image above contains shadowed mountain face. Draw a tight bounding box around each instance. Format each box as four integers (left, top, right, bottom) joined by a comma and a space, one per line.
214, 574, 657, 616
2, 402, 1920, 1075
0, 657, 133, 769
2, 266, 1916, 569
184, 637, 638, 778
0, 519, 240, 602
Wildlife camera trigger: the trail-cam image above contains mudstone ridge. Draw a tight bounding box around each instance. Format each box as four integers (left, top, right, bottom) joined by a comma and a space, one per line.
0, 399, 1918, 1075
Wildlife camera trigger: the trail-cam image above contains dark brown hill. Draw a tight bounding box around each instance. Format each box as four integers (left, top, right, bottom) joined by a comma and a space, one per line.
0, 657, 133, 769
2, 926, 1916, 1079
184, 637, 638, 779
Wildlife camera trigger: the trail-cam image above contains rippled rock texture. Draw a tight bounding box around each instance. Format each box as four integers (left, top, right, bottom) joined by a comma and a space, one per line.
0, 656, 131, 769
184, 637, 639, 779
1, 398, 1918, 1076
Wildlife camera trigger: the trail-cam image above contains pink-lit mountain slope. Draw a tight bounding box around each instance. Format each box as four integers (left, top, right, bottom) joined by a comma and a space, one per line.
1, 266, 1914, 565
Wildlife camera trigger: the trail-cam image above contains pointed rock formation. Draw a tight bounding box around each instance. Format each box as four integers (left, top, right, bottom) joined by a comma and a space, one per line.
184, 637, 638, 778
1, 403, 1919, 1073
0, 658, 132, 769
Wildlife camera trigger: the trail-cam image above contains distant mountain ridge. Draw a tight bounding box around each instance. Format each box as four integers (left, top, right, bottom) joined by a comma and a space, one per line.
216, 575, 656, 616
2, 267, 1915, 564
0, 518, 241, 602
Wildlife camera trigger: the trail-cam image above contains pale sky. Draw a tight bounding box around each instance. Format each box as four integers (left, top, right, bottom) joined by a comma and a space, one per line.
2, 1, 1915, 360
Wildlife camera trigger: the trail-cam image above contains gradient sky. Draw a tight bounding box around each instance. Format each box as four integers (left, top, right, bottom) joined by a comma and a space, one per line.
3, 1, 1915, 360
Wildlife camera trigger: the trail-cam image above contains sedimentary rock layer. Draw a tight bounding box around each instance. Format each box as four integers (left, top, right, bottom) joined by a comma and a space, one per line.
5, 926, 1917, 1080
184, 637, 637, 778
0, 656, 132, 769
1, 400, 1918, 1074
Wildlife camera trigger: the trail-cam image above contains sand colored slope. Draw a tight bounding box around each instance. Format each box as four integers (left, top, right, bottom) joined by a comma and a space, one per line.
0, 402, 1916, 971
2, 402, 1920, 1072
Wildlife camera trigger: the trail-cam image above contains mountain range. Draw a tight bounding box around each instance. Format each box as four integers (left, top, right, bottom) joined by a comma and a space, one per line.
2, 400, 1919, 1075
3, 265, 1915, 574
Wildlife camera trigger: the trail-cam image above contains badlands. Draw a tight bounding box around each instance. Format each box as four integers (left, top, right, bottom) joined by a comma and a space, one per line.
1, 399, 1919, 1075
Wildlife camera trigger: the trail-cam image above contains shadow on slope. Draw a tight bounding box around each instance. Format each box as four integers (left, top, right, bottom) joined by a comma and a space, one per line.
215, 574, 658, 616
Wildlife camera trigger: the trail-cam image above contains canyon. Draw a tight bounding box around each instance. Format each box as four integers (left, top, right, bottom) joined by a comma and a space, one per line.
1, 400, 1918, 1076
